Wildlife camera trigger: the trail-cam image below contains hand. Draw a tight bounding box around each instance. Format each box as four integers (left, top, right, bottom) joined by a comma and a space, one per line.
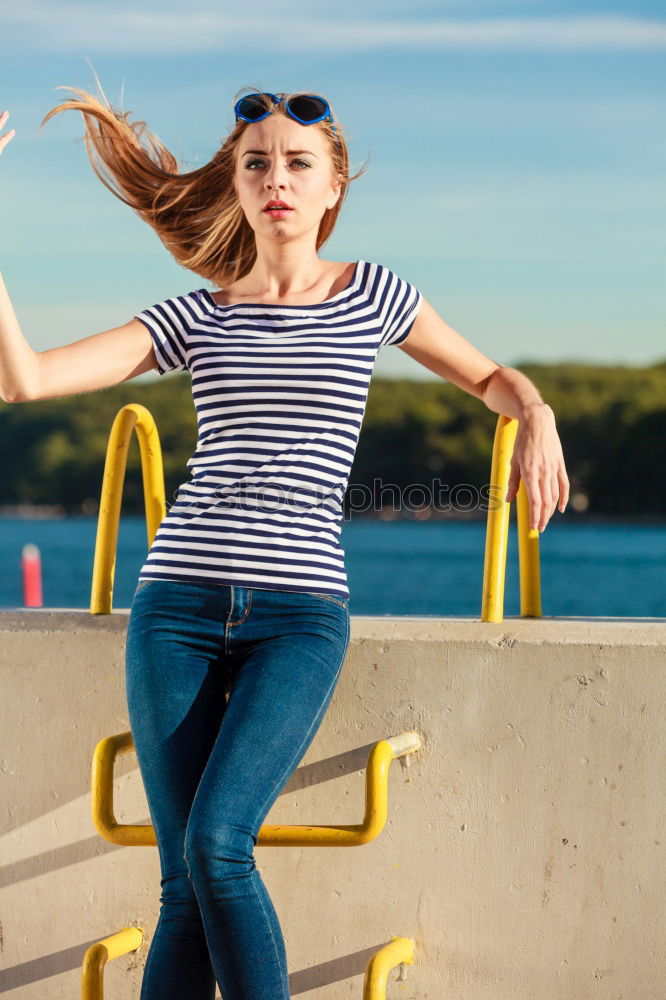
505, 403, 569, 532
0, 109, 15, 157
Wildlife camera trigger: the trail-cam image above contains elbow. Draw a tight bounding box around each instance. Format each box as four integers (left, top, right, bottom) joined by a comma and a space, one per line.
1, 355, 39, 403
1, 385, 30, 404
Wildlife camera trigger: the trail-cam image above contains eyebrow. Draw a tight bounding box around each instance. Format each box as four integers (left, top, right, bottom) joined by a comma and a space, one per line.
242, 149, 318, 157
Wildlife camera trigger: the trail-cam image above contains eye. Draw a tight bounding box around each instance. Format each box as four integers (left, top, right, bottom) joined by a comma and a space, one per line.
244, 158, 312, 170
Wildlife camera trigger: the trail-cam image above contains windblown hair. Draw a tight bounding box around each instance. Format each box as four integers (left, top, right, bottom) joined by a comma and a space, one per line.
38, 74, 368, 288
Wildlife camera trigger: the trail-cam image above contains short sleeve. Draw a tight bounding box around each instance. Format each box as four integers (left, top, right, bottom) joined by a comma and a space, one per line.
134, 290, 204, 375
376, 266, 424, 347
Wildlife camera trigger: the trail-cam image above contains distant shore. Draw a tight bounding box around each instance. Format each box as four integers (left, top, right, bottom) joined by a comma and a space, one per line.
0, 503, 664, 525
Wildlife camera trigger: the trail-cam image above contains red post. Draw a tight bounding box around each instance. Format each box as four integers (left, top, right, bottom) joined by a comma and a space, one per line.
22, 543, 43, 607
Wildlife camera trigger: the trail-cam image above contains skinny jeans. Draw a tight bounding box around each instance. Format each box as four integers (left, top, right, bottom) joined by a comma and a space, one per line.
125, 578, 350, 999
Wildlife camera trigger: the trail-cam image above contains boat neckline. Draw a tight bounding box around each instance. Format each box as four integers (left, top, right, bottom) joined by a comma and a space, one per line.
198, 260, 364, 311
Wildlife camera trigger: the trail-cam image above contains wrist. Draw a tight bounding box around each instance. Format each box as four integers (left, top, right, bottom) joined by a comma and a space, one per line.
519, 401, 552, 421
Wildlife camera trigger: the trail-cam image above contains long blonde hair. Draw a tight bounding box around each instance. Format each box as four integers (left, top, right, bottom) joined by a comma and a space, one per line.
38, 74, 367, 288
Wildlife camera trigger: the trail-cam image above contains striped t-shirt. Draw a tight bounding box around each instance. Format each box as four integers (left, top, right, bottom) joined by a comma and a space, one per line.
134, 259, 423, 600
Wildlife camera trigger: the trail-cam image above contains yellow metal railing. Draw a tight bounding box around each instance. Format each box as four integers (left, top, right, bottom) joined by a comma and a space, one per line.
81, 926, 143, 999
92, 729, 422, 847
91, 404, 541, 624
80, 928, 414, 999
90, 403, 166, 615
364, 936, 416, 999
481, 414, 542, 622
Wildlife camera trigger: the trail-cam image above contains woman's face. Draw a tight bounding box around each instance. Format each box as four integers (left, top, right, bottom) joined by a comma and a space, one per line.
234, 113, 342, 242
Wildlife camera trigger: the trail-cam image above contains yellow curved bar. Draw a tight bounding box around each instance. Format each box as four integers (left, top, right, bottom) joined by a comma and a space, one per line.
481, 414, 542, 622
92, 730, 422, 847
363, 935, 415, 999
81, 926, 143, 999
90, 404, 166, 615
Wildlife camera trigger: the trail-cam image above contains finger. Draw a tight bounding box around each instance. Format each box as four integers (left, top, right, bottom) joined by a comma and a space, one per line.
544, 474, 558, 525
526, 476, 541, 530
558, 467, 570, 512
0, 110, 15, 143
505, 462, 520, 501
538, 483, 552, 532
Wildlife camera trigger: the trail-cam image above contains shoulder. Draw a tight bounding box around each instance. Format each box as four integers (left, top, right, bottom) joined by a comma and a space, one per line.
362, 260, 423, 302
135, 287, 212, 329
362, 260, 421, 289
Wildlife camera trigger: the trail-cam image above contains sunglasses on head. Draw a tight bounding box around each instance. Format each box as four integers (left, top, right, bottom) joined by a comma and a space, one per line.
234, 92, 338, 137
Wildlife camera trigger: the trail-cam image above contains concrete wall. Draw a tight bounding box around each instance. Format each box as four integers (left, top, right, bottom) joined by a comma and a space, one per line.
1, 609, 665, 998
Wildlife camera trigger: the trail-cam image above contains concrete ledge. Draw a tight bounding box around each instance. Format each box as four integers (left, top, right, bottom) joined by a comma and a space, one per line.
2, 610, 665, 998
3, 608, 666, 639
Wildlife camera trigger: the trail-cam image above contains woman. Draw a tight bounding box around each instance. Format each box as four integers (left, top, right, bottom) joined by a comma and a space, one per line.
0, 87, 568, 999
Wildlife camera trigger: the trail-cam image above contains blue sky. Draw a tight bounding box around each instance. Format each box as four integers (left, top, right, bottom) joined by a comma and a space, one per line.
1, 0, 664, 381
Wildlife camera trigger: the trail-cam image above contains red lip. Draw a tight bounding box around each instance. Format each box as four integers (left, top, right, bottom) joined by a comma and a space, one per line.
263, 200, 292, 211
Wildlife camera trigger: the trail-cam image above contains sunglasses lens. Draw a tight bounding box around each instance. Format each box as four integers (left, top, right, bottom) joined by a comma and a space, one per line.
287, 95, 328, 122
237, 94, 271, 121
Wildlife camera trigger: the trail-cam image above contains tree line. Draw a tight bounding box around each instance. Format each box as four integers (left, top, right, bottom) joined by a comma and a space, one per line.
0, 360, 664, 518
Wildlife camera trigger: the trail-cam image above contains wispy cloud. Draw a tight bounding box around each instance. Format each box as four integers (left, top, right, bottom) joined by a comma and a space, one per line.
3, 3, 666, 53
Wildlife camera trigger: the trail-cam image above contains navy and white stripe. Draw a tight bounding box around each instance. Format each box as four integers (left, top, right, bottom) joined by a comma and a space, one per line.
133, 259, 422, 599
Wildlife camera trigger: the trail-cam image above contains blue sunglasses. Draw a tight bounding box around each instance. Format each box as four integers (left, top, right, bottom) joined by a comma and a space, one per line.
234, 92, 338, 137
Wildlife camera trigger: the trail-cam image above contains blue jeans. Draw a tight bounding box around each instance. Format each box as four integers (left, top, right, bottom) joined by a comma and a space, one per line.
125, 579, 351, 1000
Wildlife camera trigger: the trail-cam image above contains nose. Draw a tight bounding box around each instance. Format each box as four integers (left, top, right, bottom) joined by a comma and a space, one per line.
265, 177, 285, 194
264, 163, 287, 193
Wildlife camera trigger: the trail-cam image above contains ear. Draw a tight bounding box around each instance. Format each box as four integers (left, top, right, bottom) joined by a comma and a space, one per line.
327, 172, 344, 210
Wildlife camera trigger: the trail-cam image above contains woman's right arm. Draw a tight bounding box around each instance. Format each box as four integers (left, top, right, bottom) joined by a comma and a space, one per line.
0, 272, 158, 402
0, 110, 157, 403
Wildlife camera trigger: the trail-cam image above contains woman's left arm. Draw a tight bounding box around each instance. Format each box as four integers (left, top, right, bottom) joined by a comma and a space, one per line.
398, 297, 570, 533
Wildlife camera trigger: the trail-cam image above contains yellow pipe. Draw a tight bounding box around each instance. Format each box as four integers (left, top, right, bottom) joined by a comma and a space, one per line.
92, 730, 422, 847
81, 926, 143, 999
363, 936, 415, 999
481, 414, 542, 622
517, 476, 543, 618
90, 404, 166, 615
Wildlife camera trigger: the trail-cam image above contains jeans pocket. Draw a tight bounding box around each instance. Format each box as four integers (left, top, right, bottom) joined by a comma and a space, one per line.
134, 579, 154, 594
309, 591, 349, 610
